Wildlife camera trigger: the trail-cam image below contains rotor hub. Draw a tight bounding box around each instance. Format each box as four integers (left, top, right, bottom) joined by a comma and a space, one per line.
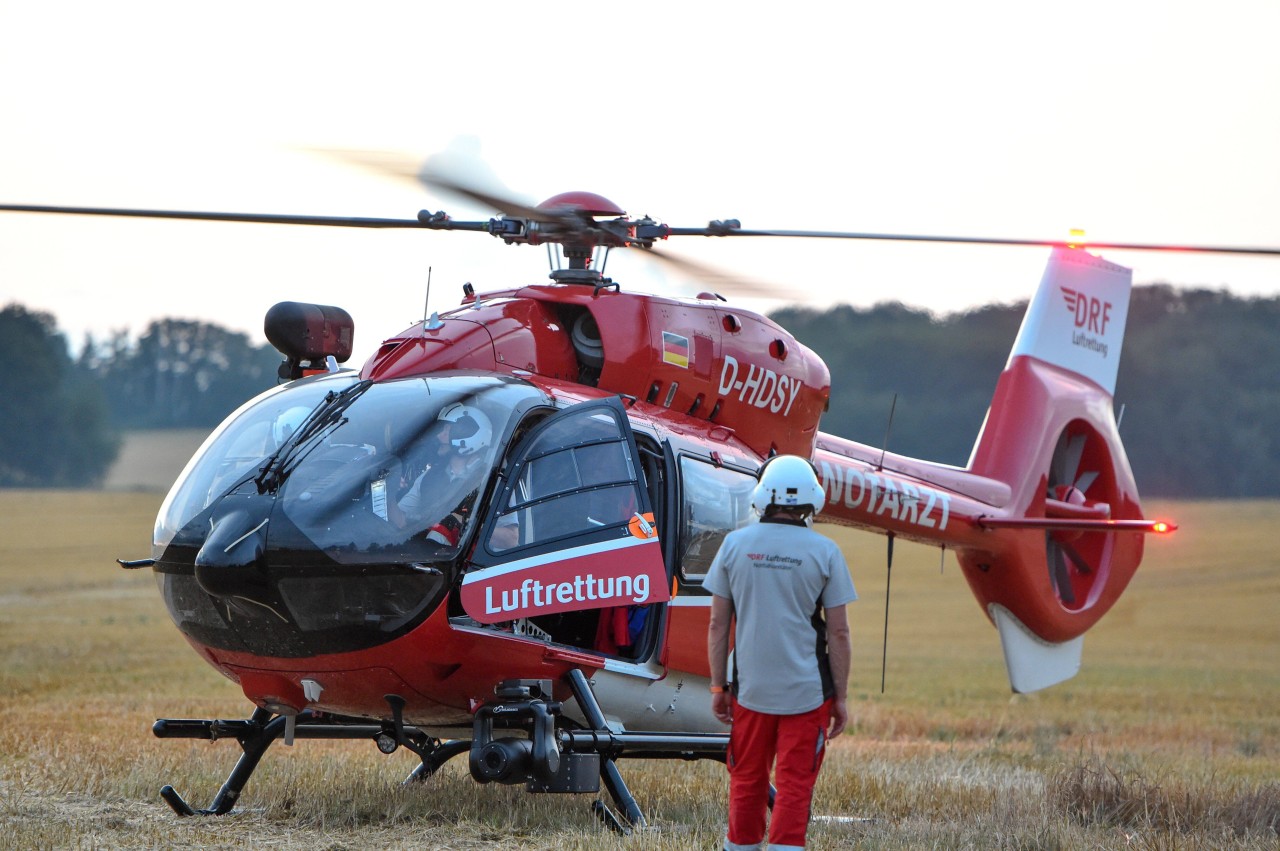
537, 191, 626, 217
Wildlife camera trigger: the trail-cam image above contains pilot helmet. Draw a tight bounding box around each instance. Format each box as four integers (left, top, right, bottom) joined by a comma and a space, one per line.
438, 403, 493, 456
271, 406, 312, 448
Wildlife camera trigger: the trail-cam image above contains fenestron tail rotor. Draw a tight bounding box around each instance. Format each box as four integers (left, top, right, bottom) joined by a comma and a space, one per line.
1044, 427, 1110, 609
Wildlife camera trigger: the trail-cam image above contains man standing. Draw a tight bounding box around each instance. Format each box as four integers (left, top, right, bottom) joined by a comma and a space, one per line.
705, 455, 856, 851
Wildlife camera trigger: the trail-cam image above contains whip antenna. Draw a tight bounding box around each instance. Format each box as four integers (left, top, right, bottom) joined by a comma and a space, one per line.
422, 266, 434, 322
877, 394, 898, 471
881, 533, 895, 693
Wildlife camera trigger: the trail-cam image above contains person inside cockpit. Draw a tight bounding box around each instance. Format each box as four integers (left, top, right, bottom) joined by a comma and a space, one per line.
388, 403, 494, 546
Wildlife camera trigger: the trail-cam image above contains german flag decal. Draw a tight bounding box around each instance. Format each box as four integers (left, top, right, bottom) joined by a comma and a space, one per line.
662, 332, 690, 368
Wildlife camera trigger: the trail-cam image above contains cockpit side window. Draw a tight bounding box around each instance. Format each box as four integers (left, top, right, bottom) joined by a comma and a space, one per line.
464, 399, 664, 661
677, 456, 758, 582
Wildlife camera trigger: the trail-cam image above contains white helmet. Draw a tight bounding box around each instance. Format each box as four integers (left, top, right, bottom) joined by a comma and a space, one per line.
271, 405, 312, 448
751, 455, 825, 515
438, 403, 492, 456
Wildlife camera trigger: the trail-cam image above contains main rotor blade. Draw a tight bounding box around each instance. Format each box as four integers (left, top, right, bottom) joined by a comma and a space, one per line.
301, 147, 424, 187
0, 204, 432, 229
639, 244, 795, 299
666, 226, 1280, 257
9, 203, 1276, 261
419, 174, 558, 223
305, 146, 553, 221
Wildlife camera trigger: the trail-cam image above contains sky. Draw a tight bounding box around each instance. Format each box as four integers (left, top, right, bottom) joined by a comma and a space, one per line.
2, 1, 1278, 361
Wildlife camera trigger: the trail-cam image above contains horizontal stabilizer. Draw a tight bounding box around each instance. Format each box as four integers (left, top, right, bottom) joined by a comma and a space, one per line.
976, 517, 1177, 534
990, 603, 1083, 693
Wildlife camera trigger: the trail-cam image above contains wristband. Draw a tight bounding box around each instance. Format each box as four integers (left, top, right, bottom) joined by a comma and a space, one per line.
709, 685, 726, 694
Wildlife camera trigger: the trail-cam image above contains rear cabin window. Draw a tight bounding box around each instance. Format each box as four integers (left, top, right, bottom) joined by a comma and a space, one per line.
678, 457, 757, 582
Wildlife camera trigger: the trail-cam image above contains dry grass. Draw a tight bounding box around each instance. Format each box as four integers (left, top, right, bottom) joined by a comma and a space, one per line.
1, 489, 1276, 849
1046, 756, 1280, 840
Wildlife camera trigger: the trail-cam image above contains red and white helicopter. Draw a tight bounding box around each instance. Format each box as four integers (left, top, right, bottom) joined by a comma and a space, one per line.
8, 176, 1269, 829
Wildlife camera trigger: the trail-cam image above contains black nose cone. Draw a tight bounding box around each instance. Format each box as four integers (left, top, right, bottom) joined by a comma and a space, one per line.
194, 495, 272, 605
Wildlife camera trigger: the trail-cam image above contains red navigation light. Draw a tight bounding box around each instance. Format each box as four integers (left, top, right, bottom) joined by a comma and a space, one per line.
1151, 520, 1176, 534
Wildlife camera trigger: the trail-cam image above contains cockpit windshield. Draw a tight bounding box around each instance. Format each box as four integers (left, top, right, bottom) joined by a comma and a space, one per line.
155, 372, 548, 564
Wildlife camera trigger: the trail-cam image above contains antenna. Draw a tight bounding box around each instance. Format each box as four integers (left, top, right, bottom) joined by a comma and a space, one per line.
880, 532, 895, 694
877, 394, 898, 471
422, 266, 434, 324
1116, 402, 1126, 430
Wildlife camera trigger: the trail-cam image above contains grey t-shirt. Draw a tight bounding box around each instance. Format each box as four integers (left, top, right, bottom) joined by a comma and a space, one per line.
704, 518, 857, 714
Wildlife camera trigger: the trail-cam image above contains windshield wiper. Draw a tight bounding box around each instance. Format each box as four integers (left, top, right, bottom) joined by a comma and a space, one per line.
255, 379, 373, 493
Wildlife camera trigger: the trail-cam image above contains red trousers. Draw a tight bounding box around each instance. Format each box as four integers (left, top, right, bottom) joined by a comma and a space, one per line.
724, 696, 831, 850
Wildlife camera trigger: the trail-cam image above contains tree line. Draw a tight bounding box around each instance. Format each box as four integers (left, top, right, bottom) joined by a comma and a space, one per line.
1, 285, 1276, 496
0, 305, 280, 487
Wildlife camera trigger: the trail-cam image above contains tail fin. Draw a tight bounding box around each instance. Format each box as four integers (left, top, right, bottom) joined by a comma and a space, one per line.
1006, 248, 1132, 396
962, 248, 1146, 693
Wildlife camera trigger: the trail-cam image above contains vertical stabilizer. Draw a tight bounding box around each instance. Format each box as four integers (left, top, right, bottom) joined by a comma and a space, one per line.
1007, 249, 1132, 395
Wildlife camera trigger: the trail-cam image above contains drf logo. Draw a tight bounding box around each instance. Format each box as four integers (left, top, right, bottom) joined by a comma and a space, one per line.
1061, 287, 1113, 335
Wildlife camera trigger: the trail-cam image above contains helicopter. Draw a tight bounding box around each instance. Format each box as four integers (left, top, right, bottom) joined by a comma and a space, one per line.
7, 174, 1274, 831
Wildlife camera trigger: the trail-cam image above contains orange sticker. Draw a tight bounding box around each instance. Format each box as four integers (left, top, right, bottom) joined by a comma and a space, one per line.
628, 512, 657, 539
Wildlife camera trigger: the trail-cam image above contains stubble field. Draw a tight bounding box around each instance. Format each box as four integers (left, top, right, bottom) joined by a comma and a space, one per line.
0, 488, 1276, 849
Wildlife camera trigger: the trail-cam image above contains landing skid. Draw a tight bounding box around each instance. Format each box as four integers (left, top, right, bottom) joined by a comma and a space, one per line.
150, 668, 729, 830
152, 703, 455, 816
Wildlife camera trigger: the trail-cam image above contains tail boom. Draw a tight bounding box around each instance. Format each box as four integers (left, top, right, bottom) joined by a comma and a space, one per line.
813, 248, 1169, 692
813, 437, 1010, 550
